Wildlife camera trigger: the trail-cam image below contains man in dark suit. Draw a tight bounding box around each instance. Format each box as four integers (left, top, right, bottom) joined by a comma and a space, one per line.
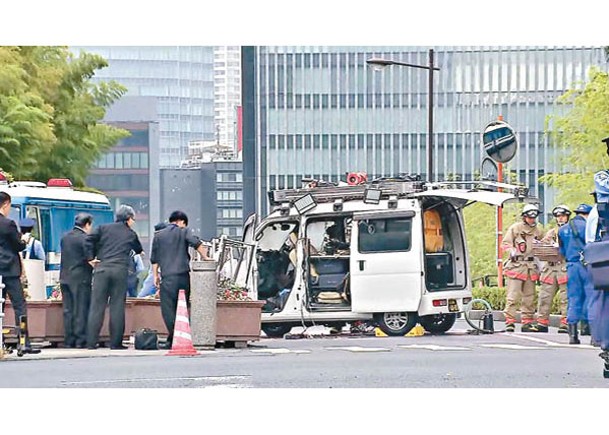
59, 213, 94, 348
151, 210, 210, 349
0, 191, 40, 354
84, 205, 143, 350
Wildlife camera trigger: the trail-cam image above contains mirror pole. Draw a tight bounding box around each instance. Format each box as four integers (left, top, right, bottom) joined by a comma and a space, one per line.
497, 162, 504, 288
427, 49, 434, 182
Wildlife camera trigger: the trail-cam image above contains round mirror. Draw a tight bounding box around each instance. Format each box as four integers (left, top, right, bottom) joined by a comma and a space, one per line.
482, 120, 518, 163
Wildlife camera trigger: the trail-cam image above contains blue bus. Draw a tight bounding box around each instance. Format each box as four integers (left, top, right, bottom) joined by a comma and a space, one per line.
0, 176, 114, 297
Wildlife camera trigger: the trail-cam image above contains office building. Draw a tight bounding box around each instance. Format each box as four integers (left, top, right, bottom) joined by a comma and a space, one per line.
242, 46, 607, 217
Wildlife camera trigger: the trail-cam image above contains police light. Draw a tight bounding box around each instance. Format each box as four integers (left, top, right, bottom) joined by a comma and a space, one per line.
388, 195, 398, 209
364, 188, 382, 205
47, 178, 73, 188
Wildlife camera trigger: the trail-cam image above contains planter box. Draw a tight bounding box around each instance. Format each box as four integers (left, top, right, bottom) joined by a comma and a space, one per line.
4, 299, 135, 345
216, 300, 265, 344
3, 298, 264, 345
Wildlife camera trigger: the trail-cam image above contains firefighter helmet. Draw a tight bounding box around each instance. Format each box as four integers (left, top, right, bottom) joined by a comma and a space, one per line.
521, 204, 540, 218
552, 205, 571, 217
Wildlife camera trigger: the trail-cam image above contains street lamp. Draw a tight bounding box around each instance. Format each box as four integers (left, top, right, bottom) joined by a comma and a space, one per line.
367, 49, 440, 182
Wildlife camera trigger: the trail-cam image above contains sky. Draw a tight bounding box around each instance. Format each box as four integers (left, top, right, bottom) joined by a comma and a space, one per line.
1, 0, 606, 46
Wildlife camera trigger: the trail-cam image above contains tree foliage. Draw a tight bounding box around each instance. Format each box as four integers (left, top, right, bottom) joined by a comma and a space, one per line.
0, 46, 129, 186
541, 67, 609, 204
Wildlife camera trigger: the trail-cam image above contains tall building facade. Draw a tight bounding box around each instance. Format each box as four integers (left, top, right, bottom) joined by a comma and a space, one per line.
86, 96, 161, 249
213, 46, 242, 154
72, 46, 216, 168
160, 161, 243, 240
242, 46, 607, 217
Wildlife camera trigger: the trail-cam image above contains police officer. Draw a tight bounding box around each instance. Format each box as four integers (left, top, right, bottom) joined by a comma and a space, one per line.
0, 192, 40, 354
586, 136, 609, 376
536, 205, 570, 333
59, 213, 94, 348
558, 203, 593, 345
150, 210, 210, 349
84, 205, 143, 350
502, 204, 545, 332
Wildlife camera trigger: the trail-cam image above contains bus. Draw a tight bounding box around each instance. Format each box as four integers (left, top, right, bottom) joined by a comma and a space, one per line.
0, 174, 114, 298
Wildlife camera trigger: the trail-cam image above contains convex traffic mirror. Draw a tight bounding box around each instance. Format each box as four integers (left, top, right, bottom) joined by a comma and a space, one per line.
482, 120, 518, 164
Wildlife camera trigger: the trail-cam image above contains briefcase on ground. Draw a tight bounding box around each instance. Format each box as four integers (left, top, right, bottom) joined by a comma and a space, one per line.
584, 240, 609, 290
134, 328, 159, 350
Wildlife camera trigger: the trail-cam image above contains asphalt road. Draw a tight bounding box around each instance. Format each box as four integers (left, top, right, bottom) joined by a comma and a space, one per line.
1, 319, 608, 388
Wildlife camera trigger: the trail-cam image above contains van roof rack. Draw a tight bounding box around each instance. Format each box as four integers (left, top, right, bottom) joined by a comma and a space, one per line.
268, 177, 426, 206
268, 177, 531, 208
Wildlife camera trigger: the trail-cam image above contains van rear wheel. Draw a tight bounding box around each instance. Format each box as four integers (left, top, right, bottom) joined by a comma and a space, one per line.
262, 324, 293, 338
419, 313, 457, 334
373, 312, 418, 336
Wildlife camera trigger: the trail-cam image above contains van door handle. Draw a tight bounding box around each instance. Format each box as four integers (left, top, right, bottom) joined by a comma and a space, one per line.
359, 260, 365, 271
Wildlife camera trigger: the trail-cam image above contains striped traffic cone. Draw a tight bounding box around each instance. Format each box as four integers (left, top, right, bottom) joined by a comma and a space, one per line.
166, 289, 199, 356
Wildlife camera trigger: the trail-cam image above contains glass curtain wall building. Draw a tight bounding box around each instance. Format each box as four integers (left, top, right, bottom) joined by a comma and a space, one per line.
71, 46, 216, 168
242, 46, 606, 217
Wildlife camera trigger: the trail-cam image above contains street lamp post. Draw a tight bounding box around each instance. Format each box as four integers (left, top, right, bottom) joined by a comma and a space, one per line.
367, 49, 440, 182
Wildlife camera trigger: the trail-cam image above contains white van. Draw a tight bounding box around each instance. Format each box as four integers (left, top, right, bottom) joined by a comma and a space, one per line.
236, 178, 532, 337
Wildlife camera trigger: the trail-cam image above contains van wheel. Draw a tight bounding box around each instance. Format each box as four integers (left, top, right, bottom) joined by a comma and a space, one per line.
419, 313, 457, 334
373, 312, 417, 336
262, 324, 293, 338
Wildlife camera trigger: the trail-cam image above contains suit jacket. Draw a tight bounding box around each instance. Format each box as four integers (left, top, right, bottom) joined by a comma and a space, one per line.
60, 227, 93, 285
0, 213, 27, 277
85, 222, 143, 271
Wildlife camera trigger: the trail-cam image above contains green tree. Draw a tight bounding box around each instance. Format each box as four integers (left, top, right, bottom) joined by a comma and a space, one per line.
541, 67, 609, 204
0, 46, 129, 186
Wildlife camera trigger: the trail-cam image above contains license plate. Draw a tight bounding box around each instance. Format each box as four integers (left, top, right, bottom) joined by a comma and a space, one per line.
448, 299, 459, 312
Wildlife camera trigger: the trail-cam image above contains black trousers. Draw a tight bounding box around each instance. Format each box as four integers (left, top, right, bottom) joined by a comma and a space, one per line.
86, 266, 128, 348
1, 276, 27, 321
61, 277, 91, 347
159, 273, 191, 344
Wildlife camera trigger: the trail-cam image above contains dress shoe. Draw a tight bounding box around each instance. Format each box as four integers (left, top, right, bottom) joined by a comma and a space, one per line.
110, 345, 129, 350
22, 347, 41, 354
158, 341, 172, 350
87, 344, 99, 350
76, 343, 87, 349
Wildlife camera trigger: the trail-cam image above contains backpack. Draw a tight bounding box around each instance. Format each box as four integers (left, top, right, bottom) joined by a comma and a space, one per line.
134, 328, 159, 350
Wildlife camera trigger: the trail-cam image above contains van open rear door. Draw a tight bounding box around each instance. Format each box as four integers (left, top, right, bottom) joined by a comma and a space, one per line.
409, 181, 537, 208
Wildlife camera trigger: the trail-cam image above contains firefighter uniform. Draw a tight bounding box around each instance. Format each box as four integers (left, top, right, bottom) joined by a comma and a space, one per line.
502, 214, 545, 332
537, 227, 568, 332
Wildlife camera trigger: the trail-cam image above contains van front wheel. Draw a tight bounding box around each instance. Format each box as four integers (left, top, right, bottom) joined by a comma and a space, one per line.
373, 312, 418, 336
262, 324, 293, 338
418, 313, 457, 334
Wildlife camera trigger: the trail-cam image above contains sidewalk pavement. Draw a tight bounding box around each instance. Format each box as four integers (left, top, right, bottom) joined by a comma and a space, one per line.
468, 310, 566, 327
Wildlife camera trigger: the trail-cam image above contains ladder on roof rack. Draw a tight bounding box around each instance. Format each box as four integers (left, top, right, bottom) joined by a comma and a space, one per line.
268, 179, 425, 206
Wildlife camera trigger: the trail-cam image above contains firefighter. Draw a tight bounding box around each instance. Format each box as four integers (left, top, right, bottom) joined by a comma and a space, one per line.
558, 203, 593, 345
502, 204, 545, 332
535, 205, 570, 333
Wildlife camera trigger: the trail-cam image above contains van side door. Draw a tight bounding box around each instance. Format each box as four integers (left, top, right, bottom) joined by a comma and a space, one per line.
350, 210, 422, 313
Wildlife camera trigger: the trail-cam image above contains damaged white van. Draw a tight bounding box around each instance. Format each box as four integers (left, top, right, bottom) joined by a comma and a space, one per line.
234, 177, 532, 337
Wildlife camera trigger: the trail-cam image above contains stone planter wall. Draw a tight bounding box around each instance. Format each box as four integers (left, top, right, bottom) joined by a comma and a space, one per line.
3, 298, 264, 345
216, 300, 265, 342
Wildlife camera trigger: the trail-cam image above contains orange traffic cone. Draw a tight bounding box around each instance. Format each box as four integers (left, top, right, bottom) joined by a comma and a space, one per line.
166, 289, 199, 356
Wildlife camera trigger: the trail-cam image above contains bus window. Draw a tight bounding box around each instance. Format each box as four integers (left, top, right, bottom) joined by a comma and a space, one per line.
25, 206, 42, 240
9, 205, 20, 224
